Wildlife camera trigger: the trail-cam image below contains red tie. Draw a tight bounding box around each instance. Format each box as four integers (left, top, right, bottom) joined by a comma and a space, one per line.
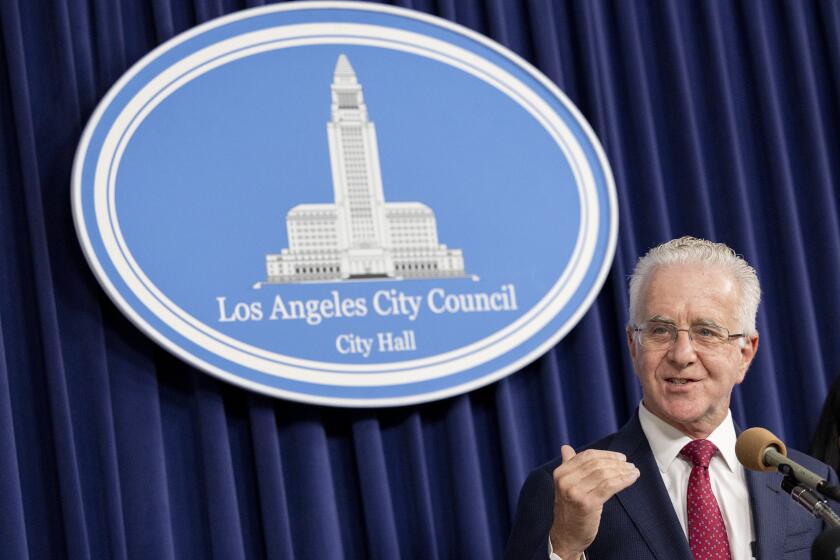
680, 439, 732, 560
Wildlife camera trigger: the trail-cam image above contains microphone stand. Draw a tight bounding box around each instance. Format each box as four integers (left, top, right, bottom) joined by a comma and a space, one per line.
778, 466, 840, 528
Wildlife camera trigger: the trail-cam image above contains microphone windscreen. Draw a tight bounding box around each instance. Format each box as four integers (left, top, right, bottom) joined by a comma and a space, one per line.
735, 427, 788, 472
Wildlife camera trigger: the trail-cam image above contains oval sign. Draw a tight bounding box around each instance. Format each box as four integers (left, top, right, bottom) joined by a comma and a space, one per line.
73, 1, 617, 407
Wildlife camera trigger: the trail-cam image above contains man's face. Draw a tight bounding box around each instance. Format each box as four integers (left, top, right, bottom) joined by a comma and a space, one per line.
626, 263, 759, 438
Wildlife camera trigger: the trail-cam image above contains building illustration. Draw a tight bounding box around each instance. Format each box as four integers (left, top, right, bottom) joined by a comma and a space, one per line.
265, 55, 466, 283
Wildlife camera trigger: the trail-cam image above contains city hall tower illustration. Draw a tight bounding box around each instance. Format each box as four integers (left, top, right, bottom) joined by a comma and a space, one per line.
265, 54, 466, 283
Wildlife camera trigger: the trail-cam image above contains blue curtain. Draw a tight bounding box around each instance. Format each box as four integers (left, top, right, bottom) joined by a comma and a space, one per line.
2, 0, 839, 557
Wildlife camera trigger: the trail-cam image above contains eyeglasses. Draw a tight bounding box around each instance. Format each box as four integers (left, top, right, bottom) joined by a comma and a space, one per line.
632, 322, 745, 351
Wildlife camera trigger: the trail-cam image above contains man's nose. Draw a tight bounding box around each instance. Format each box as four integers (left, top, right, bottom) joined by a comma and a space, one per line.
668, 329, 697, 365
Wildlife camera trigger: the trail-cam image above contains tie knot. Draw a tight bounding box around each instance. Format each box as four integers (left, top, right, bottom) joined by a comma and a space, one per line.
681, 439, 718, 468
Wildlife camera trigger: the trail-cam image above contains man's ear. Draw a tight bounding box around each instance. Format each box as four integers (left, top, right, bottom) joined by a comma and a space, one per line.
737, 332, 759, 383
627, 327, 637, 360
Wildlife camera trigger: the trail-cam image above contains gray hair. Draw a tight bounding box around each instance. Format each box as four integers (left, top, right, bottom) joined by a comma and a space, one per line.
628, 236, 761, 335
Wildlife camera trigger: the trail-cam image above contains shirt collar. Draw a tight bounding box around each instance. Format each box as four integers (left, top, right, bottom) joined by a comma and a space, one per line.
637, 401, 739, 473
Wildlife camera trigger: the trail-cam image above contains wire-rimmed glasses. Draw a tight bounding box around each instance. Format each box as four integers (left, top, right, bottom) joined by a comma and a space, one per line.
632, 322, 745, 351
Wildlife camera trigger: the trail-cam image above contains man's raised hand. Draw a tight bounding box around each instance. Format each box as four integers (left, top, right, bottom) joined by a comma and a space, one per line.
549, 445, 640, 560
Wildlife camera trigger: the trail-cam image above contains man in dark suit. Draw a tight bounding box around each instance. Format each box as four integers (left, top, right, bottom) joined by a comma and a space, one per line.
505, 237, 835, 560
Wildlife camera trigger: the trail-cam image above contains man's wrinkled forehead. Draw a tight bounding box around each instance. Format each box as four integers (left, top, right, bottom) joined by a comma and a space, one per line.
637, 263, 741, 322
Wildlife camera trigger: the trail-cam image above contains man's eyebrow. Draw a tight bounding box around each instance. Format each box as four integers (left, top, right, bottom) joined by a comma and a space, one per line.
646, 317, 726, 329
691, 318, 724, 328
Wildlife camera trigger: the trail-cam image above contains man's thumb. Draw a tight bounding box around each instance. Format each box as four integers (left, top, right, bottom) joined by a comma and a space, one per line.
560, 444, 576, 463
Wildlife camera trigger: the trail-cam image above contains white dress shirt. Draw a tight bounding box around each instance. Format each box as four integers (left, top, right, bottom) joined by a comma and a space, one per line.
549, 403, 755, 560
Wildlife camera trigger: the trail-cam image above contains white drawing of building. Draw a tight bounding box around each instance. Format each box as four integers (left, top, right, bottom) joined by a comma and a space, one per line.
265, 54, 466, 283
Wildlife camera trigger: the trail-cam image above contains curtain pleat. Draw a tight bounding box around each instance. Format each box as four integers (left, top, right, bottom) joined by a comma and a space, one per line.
247, 397, 295, 560
524, 0, 561, 85
820, 1, 840, 88
193, 0, 224, 25
483, 0, 509, 50
91, 1, 129, 93
494, 378, 526, 508
743, 1, 826, 443
559, 313, 619, 444
391, 411, 439, 559
278, 408, 345, 560
782, 2, 840, 376
65, 318, 127, 560
106, 322, 176, 560
601, 254, 642, 416
1, 2, 92, 558
610, 0, 671, 242
444, 396, 493, 556
661, 1, 717, 236
192, 375, 248, 560
0, 318, 29, 558
536, 351, 570, 451
149, 0, 177, 44
2, 1, 840, 558
35, 0, 131, 544
351, 417, 401, 560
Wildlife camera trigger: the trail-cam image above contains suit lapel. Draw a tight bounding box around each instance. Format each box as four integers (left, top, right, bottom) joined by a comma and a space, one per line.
610, 414, 694, 560
746, 469, 787, 559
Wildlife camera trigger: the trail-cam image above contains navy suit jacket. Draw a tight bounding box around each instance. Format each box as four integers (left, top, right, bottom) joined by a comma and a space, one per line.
504, 413, 836, 559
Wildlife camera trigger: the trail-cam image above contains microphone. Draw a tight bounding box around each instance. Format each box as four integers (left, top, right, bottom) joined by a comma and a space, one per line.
780, 476, 840, 528
736, 427, 840, 503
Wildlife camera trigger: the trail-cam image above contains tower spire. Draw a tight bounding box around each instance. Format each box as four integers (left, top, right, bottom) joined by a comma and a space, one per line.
330, 54, 367, 117
333, 54, 357, 83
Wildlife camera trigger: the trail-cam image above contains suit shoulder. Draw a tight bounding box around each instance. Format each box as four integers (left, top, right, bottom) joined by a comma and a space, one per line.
504, 465, 554, 559
788, 447, 837, 480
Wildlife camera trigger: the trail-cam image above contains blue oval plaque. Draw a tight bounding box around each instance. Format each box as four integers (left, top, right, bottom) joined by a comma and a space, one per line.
73, 2, 617, 406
